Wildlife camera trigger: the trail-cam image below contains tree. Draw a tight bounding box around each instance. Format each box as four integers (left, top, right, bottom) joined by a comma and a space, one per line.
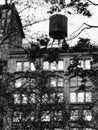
0, 0, 98, 45
67, 38, 98, 129
0, 1, 98, 130
10, 0, 98, 41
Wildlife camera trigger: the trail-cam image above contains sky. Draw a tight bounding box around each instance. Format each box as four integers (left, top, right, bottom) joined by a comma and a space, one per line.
22, 0, 98, 46
1, 0, 98, 46
31, 4, 98, 46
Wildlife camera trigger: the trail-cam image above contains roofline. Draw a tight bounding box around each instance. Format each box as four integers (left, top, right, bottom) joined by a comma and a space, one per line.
0, 3, 25, 38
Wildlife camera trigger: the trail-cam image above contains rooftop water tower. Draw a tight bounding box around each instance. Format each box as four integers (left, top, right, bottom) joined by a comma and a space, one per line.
49, 14, 68, 39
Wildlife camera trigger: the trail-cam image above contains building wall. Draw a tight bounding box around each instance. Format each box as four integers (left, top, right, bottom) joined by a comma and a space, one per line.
0, 4, 98, 130
0, 4, 25, 130
7, 50, 98, 130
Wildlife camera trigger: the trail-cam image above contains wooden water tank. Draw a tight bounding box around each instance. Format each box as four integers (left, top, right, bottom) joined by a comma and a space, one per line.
49, 14, 68, 39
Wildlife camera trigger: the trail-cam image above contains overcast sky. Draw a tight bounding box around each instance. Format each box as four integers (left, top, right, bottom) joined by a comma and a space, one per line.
1, 0, 98, 46
25, 1, 98, 46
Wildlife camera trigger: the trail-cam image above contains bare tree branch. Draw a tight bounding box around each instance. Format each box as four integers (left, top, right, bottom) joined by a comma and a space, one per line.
67, 23, 98, 41
87, 0, 98, 6
18, 6, 30, 13
23, 18, 49, 28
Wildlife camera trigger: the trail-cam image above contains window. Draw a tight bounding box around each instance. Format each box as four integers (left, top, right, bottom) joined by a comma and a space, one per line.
43, 60, 64, 71
78, 60, 84, 68
29, 111, 35, 121
57, 93, 63, 102
29, 94, 35, 104
70, 77, 77, 87
70, 92, 92, 103
70, 110, 92, 122
23, 62, 30, 71
43, 61, 49, 70
16, 62, 35, 72
50, 77, 63, 87
22, 94, 28, 104
50, 62, 56, 70
77, 92, 84, 102
13, 111, 22, 122
58, 60, 64, 70
52, 111, 63, 121
15, 78, 35, 88
50, 93, 56, 103
85, 60, 91, 69
42, 94, 49, 103
70, 76, 92, 88
70, 92, 76, 103
13, 111, 35, 123
15, 79, 22, 88
58, 78, 63, 87
31, 62, 36, 71
14, 93, 36, 104
15, 78, 28, 88
70, 110, 78, 121
79, 59, 91, 70
41, 111, 62, 122
41, 111, 50, 122
78, 77, 82, 86
23, 62, 35, 71
83, 110, 92, 121
70, 77, 82, 87
14, 94, 21, 104
42, 93, 63, 104
85, 92, 92, 102
16, 62, 22, 71
50, 92, 64, 103
50, 78, 56, 87
14, 94, 28, 104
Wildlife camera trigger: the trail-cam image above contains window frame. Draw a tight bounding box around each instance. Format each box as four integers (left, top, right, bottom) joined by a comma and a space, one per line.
16, 62, 22, 71
57, 60, 64, 70
70, 109, 92, 122
41, 111, 50, 122
50, 77, 64, 88
69, 76, 88, 88
16, 61, 35, 72
70, 91, 92, 103
83, 110, 92, 121
78, 59, 91, 70
43, 59, 64, 71
70, 58, 91, 70
70, 109, 79, 121
13, 93, 36, 104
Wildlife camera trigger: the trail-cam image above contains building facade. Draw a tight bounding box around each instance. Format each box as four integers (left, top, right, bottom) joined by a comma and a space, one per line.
9, 50, 97, 130
0, 3, 98, 130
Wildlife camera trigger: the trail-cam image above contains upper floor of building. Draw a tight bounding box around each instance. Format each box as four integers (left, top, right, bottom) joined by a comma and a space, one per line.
0, 3, 25, 61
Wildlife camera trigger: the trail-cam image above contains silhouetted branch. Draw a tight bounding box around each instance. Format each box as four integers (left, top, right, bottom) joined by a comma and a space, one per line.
87, 0, 98, 5
67, 23, 98, 41
23, 18, 49, 28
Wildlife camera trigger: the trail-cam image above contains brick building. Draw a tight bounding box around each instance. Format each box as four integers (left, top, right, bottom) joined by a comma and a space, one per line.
0, 3, 98, 130
0, 3, 25, 130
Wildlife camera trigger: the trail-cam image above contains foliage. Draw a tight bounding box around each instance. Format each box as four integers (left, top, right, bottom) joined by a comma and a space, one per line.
67, 40, 98, 127
0, 0, 96, 45
27, 35, 69, 62
71, 37, 96, 52
67, 0, 92, 17
0, 1, 98, 129
44, 0, 92, 17
27, 37, 98, 63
